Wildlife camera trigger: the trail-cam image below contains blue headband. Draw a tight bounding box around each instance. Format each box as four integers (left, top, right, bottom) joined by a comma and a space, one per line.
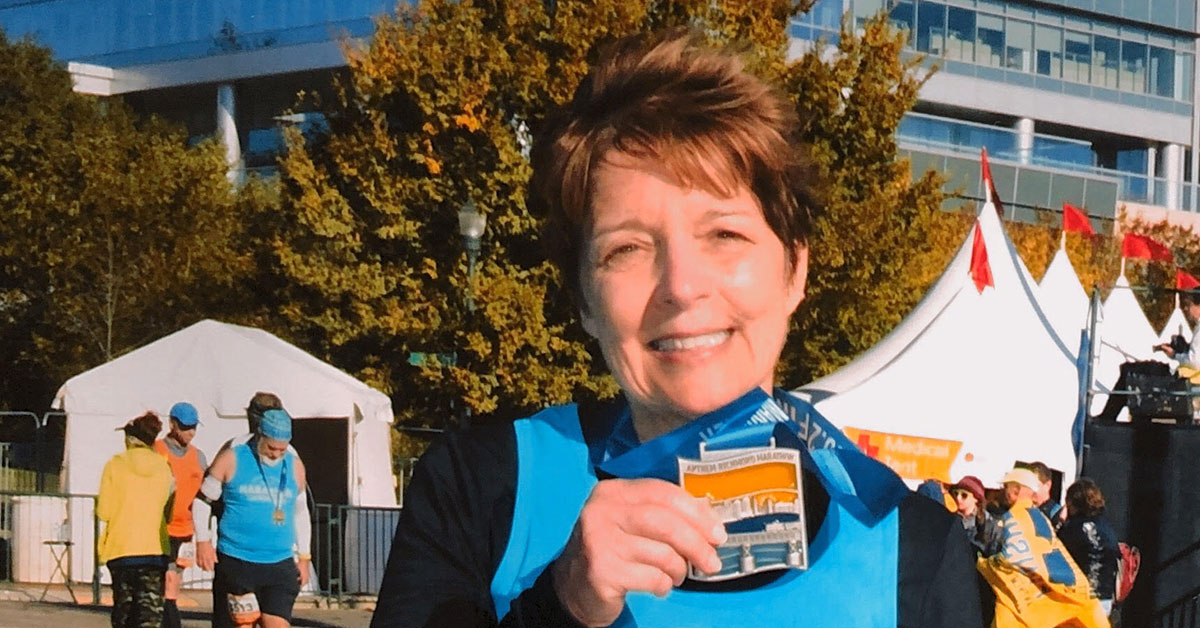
259, 408, 292, 441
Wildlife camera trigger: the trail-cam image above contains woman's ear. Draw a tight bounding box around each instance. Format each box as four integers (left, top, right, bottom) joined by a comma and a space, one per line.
786, 245, 809, 314
580, 302, 598, 338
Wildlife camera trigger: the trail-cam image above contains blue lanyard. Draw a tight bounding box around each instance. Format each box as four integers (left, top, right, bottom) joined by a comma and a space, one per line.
594, 388, 908, 523
251, 438, 288, 512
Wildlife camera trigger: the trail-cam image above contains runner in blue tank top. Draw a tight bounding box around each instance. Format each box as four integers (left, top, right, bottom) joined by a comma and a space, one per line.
371, 28, 985, 628
192, 409, 313, 628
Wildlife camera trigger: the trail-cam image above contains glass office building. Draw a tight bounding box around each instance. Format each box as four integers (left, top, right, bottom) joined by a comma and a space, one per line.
795, 0, 1200, 219
0, 0, 399, 174
3, 0, 1198, 219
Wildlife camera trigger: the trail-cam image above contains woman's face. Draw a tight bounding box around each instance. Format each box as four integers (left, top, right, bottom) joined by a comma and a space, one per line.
579, 154, 808, 430
952, 489, 978, 517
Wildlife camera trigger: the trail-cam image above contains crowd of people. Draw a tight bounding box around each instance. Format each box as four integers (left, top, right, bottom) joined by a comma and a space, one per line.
922, 461, 1124, 627
96, 392, 312, 628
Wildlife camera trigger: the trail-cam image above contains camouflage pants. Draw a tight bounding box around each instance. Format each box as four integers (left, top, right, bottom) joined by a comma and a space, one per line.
110, 564, 165, 628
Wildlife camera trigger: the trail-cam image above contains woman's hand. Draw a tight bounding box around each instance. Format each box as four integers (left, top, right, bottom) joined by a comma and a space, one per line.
551, 478, 727, 627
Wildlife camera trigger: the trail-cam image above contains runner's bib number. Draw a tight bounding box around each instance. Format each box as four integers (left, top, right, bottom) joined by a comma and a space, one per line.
227, 592, 261, 626
176, 541, 196, 569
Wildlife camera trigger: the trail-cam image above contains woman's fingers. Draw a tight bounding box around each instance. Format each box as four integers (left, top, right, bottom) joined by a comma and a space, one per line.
552, 478, 729, 626
621, 536, 691, 587
618, 503, 723, 574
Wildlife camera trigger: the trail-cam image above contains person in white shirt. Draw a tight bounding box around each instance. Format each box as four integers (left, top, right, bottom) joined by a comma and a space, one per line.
1155, 291, 1200, 371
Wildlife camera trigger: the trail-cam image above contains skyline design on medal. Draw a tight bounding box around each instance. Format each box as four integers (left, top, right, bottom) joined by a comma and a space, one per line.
678, 437, 808, 582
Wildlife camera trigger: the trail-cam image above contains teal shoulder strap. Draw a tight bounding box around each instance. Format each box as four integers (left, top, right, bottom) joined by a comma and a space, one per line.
490, 404, 597, 620
490, 404, 900, 627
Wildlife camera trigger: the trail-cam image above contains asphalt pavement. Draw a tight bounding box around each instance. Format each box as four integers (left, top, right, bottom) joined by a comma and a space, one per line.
0, 586, 374, 628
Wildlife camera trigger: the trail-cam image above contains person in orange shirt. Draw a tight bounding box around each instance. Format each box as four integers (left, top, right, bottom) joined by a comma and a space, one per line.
154, 401, 208, 628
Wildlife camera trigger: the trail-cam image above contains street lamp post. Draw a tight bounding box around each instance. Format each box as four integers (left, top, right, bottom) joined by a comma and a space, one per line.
457, 199, 487, 312
455, 199, 487, 428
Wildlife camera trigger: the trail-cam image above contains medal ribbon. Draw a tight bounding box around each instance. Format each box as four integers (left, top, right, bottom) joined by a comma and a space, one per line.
595, 388, 908, 523
252, 439, 288, 523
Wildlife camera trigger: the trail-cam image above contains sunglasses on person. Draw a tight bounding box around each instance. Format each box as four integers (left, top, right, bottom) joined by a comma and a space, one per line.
951, 489, 975, 501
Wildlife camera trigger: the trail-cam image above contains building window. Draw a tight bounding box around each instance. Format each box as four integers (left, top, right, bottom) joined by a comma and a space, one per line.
1181, 52, 1194, 102
1063, 30, 1090, 84
976, 13, 1004, 68
889, 0, 915, 43
1093, 35, 1121, 89
916, 1, 946, 55
1035, 24, 1062, 77
1006, 19, 1033, 73
946, 6, 975, 63
1148, 45, 1176, 99
1120, 40, 1147, 92
854, 0, 887, 29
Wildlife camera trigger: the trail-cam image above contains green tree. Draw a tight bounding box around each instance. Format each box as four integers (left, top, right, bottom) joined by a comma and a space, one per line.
0, 29, 260, 408
780, 17, 967, 385
272, 0, 961, 432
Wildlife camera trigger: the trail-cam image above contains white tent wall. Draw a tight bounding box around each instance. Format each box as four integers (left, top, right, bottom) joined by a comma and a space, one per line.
798, 219, 975, 403
47, 320, 398, 582
803, 204, 1082, 487
1039, 245, 1091, 359
1089, 274, 1161, 417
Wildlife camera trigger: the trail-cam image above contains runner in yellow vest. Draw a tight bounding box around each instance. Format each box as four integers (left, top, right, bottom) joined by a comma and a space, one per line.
979, 467, 1109, 628
153, 402, 208, 628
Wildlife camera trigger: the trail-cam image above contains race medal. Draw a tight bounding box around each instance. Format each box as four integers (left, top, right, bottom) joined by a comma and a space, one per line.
273, 508, 285, 525
678, 439, 808, 582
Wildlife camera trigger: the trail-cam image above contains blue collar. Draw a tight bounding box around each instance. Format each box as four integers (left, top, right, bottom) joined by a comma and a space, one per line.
591, 388, 909, 524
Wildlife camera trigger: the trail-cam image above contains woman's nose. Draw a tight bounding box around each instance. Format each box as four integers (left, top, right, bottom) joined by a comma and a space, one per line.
655, 239, 712, 307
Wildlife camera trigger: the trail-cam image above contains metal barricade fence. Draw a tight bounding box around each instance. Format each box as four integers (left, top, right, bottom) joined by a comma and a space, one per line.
0, 491, 100, 602
313, 504, 403, 601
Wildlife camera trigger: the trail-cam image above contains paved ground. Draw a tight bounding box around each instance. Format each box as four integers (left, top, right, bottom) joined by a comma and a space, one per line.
0, 585, 374, 628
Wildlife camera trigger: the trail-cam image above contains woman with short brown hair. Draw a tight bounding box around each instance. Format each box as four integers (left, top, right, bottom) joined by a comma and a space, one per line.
373, 28, 982, 628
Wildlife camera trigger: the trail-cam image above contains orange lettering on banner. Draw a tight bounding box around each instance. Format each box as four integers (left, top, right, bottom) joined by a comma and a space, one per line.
843, 428, 963, 482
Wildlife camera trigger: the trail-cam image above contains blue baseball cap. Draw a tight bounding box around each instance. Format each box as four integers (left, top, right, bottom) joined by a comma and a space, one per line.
259, 408, 292, 441
169, 402, 200, 428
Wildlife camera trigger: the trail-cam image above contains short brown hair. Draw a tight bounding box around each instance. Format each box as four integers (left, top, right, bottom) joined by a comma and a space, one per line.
1066, 477, 1106, 518
123, 412, 161, 446
530, 28, 820, 300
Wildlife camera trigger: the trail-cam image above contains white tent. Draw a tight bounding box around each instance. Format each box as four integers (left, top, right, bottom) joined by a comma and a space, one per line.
1039, 243, 1091, 356
1089, 272, 1161, 416
53, 319, 397, 507
800, 203, 1082, 487
1158, 295, 1192, 346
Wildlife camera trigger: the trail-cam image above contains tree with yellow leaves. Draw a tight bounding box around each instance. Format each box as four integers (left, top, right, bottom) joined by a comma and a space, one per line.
271, 0, 965, 432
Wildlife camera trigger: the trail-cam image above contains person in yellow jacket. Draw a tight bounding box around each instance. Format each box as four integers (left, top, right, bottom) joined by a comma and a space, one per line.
978, 467, 1109, 628
98, 413, 174, 628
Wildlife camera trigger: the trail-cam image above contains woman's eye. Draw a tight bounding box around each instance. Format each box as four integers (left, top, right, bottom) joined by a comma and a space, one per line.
714, 229, 747, 242
601, 243, 639, 265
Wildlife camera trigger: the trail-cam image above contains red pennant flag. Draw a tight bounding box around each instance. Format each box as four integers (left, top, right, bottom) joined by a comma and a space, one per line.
970, 222, 993, 293
981, 148, 1005, 216
1121, 233, 1173, 262
1177, 269, 1200, 291
1062, 202, 1094, 237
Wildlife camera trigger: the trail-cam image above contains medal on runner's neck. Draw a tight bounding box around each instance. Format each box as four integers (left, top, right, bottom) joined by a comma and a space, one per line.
253, 439, 289, 526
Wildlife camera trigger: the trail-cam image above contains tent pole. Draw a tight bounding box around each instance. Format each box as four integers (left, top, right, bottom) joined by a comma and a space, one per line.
1077, 284, 1102, 476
